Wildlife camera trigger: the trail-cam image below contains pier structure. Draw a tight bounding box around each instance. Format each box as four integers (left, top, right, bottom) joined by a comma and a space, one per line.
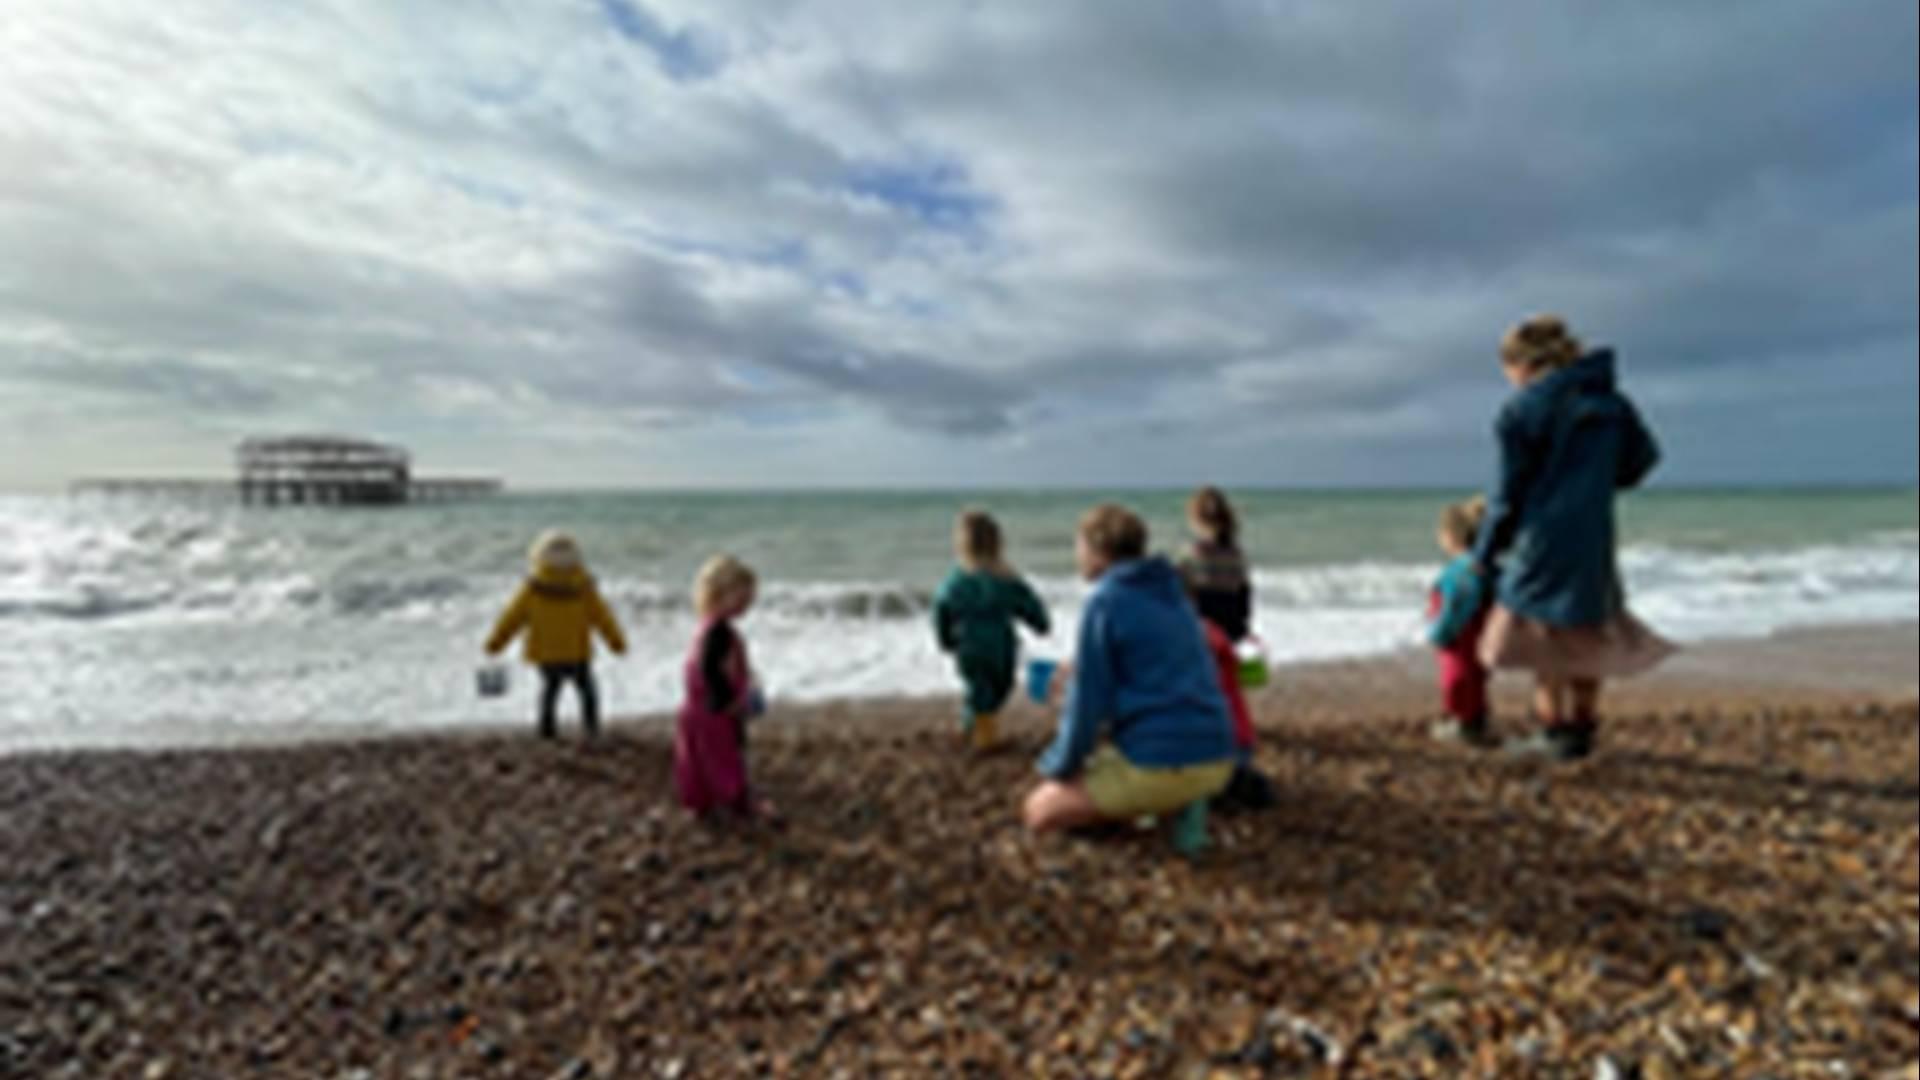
71, 435, 501, 505
237, 435, 411, 506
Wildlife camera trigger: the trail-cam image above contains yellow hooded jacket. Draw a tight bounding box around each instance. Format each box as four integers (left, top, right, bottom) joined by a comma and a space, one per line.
485, 564, 628, 665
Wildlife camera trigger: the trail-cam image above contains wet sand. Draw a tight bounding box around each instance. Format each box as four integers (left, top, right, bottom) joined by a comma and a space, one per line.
0, 623, 1914, 1076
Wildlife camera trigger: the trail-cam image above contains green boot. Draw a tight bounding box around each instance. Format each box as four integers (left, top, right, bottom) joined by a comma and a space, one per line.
1171, 800, 1209, 856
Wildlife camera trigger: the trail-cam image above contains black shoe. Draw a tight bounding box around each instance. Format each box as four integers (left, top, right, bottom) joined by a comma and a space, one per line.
1430, 717, 1500, 749
1504, 725, 1594, 762
1212, 763, 1278, 812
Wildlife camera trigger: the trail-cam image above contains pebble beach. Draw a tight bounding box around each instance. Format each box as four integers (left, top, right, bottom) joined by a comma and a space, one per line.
1, 624, 1915, 1077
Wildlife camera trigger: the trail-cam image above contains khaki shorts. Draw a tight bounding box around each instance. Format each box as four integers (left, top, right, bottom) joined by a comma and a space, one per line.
1082, 745, 1233, 818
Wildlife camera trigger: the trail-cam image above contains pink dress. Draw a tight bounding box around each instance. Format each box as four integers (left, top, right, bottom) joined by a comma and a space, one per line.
674, 617, 752, 814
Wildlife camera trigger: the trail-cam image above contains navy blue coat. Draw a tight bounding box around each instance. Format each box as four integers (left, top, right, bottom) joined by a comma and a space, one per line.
1036, 557, 1236, 780
1470, 350, 1660, 627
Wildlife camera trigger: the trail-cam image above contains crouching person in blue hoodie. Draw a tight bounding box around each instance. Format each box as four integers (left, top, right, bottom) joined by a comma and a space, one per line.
1022, 504, 1239, 833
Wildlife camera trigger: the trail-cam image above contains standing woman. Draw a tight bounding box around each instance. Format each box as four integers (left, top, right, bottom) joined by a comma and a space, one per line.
1472, 315, 1674, 761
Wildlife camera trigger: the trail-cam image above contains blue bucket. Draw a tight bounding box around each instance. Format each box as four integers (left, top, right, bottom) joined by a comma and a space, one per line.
1026, 658, 1059, 704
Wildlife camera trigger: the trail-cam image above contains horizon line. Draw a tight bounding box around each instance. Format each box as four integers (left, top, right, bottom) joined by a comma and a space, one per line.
19, 479, 1917, 497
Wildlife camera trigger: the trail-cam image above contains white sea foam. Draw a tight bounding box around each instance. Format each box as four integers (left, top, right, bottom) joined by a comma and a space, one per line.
1, 493, 1914, 747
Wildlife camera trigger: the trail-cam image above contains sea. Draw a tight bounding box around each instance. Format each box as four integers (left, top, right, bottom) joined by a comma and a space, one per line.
1, 488, 1914, 749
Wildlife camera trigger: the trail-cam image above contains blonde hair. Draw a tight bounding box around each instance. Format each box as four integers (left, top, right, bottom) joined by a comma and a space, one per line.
1187, 486, 1239, 548
529, 529, 583, 571
1078, 503, 1149, 562
1500, 314, 1584, 374
693, 554, 757, 618
954, 509, 1009, 574
1437, 495, 1487, 551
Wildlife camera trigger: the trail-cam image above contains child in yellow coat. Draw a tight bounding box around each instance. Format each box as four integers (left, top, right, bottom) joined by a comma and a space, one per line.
485, 530, 628, 739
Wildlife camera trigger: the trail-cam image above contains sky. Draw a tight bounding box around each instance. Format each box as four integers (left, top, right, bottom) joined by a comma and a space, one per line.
1, 1, 1915, 491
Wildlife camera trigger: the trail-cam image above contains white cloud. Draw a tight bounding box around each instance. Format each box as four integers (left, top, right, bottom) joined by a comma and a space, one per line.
1, 0, 1914, 490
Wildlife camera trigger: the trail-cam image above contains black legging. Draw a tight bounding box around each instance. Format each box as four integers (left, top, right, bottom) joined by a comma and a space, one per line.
538, 663, 599, 737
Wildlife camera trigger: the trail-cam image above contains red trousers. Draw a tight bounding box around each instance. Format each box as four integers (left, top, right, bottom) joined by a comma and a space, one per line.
1435, 647, 1488, 722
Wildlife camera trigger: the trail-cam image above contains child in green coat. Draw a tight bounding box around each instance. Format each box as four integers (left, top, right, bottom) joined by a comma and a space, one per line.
933, 509, 1050, 751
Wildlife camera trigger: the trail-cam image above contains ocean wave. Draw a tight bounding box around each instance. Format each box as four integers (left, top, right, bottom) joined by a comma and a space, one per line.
326, 575, 472, 617
0, 587, 172, 621
1, 531, 1913, 637
1251, 563, 1433, 607
3, 493, 1916, 737
1621, 542, 1919, 592
602, 581, 937, 621
1865, 528, 1920, 547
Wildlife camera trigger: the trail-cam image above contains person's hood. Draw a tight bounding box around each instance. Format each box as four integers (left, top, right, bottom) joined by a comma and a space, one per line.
1537, 347, 1617, 396
529, 563, 591, 597
1101, 555, 1187, 602
1511, 348, 1629, 433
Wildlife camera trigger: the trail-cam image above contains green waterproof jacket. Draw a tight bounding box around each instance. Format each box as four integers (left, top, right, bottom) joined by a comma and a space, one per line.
932, 567, 1050, 667
1470, 349, 1660, 627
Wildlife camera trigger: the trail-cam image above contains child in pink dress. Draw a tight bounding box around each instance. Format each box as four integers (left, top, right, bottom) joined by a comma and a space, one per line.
675, 554, 774, 821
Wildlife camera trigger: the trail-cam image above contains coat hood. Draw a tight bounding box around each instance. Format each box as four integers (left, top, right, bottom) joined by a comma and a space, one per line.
1506, 348, 1631, 435
1537, 348, 1617, 396
529, 563, 592, 597
1101, 555, 1188, 602
1543, 348, 1635, 430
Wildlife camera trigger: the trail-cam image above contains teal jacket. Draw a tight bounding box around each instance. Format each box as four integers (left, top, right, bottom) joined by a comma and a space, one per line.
932, 567, 1049, 667
1471, 349, 1660, 627
1428, 553, 1488, 648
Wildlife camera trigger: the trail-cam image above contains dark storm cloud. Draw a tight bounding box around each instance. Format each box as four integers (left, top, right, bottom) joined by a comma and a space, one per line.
875, 3, 1915, 272
578, 252, 1022, 434
0, 0, 1912, 486
765, 347, 1018, 435
9, 353, 280, 413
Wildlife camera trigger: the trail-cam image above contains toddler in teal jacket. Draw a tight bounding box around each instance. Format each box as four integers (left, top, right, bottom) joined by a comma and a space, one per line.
933, 509, 1050, 751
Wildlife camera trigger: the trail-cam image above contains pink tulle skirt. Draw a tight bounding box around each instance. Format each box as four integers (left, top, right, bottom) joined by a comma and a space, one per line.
1478, 605, 1676, 680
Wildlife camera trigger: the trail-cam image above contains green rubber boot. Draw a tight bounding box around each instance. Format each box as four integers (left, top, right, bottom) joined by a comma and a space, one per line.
1171, 800, 1209, 857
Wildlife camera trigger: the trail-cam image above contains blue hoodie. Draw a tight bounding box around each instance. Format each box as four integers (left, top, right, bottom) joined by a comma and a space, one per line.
1471, 349, 1660, 627
1035, 556, 1237, 780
